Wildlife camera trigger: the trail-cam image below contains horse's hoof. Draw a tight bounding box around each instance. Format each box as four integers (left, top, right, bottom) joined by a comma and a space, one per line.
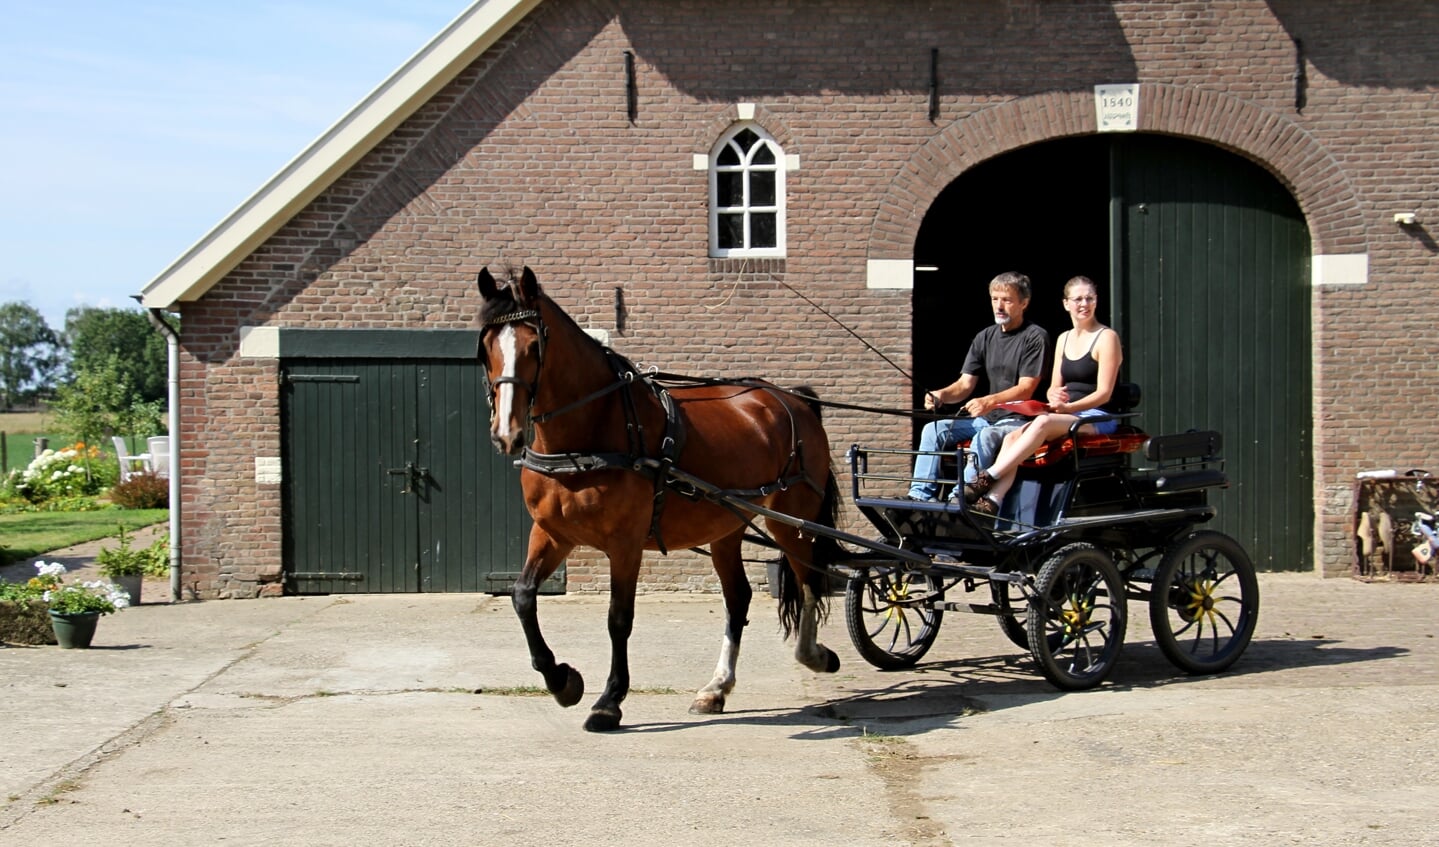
798, 647, 842, 674
549, 664, 584, 708
583, 707, 623, 732
688, 693, 726, 715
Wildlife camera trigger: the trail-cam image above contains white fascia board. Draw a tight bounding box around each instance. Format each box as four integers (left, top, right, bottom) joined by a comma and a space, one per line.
140, 0, 544, 310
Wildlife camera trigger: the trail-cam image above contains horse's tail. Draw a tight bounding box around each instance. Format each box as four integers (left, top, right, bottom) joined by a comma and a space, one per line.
775, 465, 843, 638
776, 384, 843, 638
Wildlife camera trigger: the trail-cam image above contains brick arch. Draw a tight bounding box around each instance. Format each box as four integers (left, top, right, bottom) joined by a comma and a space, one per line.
693, 103, 797, 155
868, 84, 1365, 259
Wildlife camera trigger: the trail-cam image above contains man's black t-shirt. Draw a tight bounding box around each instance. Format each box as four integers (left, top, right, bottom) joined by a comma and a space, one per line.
960, 321, 1048, 422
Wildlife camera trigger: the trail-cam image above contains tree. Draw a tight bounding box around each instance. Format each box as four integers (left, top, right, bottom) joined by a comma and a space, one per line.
0, 302, 62, 408
63, 306, 169, 404
51, 354, 166, 447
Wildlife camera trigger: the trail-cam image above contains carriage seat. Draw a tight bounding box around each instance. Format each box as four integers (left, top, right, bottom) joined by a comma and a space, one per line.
1126, 429, 1229, 495
1014, 382, 1147, 469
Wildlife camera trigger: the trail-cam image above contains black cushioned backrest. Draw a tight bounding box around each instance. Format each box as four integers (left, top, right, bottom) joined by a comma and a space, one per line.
1107, 382, 1141, 413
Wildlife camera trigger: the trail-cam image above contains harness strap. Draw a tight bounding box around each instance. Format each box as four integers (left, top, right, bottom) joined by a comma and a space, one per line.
518, 450, 635, 475
646, 387, 686, 554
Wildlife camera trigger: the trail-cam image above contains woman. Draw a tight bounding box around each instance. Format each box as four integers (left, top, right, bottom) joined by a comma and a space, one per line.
965, 276, 1123, 515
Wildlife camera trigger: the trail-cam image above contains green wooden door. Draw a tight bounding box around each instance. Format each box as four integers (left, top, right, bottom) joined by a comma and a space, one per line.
282, 356, 554, 593
1114, 135, 1312, 570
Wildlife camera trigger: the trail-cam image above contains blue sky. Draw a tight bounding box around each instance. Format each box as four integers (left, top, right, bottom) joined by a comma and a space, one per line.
1, 1, 464, 330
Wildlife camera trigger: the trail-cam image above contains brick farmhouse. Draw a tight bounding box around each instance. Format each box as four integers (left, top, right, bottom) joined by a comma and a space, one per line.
140, 0, 1439, 598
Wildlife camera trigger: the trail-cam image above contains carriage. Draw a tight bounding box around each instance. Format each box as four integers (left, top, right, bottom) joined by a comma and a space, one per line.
476, 267, 1259, 730
833, 387, 1258, 691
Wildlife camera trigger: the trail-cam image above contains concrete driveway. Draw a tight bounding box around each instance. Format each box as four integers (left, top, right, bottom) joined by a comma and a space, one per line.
2, 573, 1436, 846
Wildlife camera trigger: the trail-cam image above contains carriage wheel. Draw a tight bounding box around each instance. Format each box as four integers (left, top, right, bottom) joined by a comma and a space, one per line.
995, 577, 1064, 651
1027, 543, 1127, 690
994, 579, 1030, 649
844, 568, 944, 670
1149, 531, 1260, 675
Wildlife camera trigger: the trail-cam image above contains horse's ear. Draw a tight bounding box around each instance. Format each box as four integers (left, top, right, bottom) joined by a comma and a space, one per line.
519, 266, 541, 301
477, 267, 498, 299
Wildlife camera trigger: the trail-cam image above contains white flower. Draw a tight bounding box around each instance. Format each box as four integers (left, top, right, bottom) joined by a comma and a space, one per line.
35, 561, 68, 579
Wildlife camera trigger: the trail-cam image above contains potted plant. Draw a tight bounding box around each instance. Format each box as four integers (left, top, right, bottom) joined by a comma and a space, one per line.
37, 561, 130, 648
0, 573, 54, 645
96, 525, 148, 604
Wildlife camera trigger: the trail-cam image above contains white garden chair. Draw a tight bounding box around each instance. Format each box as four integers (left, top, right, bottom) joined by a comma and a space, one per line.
147, 436, 171, 478
112, 436, 151, 482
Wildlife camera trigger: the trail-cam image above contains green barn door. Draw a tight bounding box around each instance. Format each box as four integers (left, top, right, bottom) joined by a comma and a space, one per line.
1114, 135, 1312, 570
282, 354, 552, 594
414, 360, 538, 592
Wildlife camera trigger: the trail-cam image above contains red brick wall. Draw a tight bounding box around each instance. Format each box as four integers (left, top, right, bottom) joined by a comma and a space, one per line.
175, 0, 1439, 596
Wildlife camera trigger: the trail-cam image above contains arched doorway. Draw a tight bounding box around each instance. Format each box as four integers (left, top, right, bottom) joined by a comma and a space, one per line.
913, 134, 1312, 570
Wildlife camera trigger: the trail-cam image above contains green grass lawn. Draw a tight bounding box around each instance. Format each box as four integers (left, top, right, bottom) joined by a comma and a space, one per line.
0, 509, 168, 565
2, 432, 67, 473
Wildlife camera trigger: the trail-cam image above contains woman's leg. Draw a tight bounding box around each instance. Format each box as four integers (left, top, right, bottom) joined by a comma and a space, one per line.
982, 415, 1083, 505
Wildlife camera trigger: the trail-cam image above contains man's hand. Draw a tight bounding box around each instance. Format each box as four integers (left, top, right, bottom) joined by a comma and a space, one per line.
963, 396, 994, 417
923, 391, 940, 411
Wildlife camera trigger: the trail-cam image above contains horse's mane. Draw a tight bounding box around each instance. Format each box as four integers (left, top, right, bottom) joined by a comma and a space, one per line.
480, 269, 613, 365
478, 267, 527, 325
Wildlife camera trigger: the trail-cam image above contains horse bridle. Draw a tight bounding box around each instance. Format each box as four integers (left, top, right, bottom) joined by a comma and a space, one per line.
480, 306, 547, 435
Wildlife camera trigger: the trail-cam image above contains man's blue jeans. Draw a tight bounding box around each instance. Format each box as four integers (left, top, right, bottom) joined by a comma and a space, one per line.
908, 417, 1015, 499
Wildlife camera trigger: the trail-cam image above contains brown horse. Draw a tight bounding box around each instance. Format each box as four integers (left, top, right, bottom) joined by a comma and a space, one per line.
477, 266, 842, 731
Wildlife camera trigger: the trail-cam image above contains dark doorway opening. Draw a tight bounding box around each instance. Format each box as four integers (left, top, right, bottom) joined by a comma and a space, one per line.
908, 133, 1313, 570
912, 135, 1110, 439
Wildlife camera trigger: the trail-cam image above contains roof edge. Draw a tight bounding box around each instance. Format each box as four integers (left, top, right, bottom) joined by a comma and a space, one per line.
140, 0, 544, 310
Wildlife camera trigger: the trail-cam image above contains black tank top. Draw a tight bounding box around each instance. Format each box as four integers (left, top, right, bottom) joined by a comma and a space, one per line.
1059, 328, 1107, 401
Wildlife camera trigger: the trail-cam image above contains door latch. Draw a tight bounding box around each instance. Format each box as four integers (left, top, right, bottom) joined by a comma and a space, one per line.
386, 462, 430, 495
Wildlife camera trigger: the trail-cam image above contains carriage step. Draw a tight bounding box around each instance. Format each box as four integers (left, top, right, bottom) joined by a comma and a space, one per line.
927, 560, 1027, 583
933, 601, 1010, 615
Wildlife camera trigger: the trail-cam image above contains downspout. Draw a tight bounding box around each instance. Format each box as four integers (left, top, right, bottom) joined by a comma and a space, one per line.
143, 308, 182, 602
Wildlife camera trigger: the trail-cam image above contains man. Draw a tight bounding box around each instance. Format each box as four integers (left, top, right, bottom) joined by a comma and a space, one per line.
907, 271, 1048, 502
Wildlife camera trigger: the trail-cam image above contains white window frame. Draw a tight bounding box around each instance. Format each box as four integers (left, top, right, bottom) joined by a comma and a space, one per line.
708, 123, 786, 258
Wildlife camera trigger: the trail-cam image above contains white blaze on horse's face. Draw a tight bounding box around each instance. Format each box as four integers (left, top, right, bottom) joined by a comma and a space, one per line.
494, 324, 519, 443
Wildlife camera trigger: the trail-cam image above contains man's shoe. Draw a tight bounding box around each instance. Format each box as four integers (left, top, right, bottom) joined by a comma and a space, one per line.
970, 496, 1000, 516
963, 470, 995, 503
903, 492, 938, 503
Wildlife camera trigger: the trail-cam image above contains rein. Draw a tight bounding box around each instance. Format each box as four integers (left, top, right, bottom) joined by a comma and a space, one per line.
642, 371, 952, 422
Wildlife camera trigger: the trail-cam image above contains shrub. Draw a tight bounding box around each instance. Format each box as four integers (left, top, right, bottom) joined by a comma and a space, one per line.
13, 442, 107, 503
0, 495, 104, 514
144, 532, 170, 577
109, 472, 168, 509
97, 525, 149, 578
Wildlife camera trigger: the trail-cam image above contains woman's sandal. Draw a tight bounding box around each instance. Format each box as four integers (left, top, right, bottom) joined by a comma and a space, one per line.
963, 470, 995, 503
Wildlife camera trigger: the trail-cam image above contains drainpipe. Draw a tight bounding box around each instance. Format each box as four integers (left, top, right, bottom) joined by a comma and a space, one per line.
143, 308, 182, 602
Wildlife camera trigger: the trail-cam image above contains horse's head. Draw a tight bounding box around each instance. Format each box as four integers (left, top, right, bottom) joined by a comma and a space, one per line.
477, 266, 545, 455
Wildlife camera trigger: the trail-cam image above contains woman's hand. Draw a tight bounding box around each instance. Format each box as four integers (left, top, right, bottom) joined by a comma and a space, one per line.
1046, 385, 1070, 406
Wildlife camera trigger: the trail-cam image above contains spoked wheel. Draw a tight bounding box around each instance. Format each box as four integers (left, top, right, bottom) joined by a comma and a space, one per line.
844, 568, 945, 670
993, 578, 1030, 649
1149, 531, 1260, 675
1027, 543, 1127, 690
